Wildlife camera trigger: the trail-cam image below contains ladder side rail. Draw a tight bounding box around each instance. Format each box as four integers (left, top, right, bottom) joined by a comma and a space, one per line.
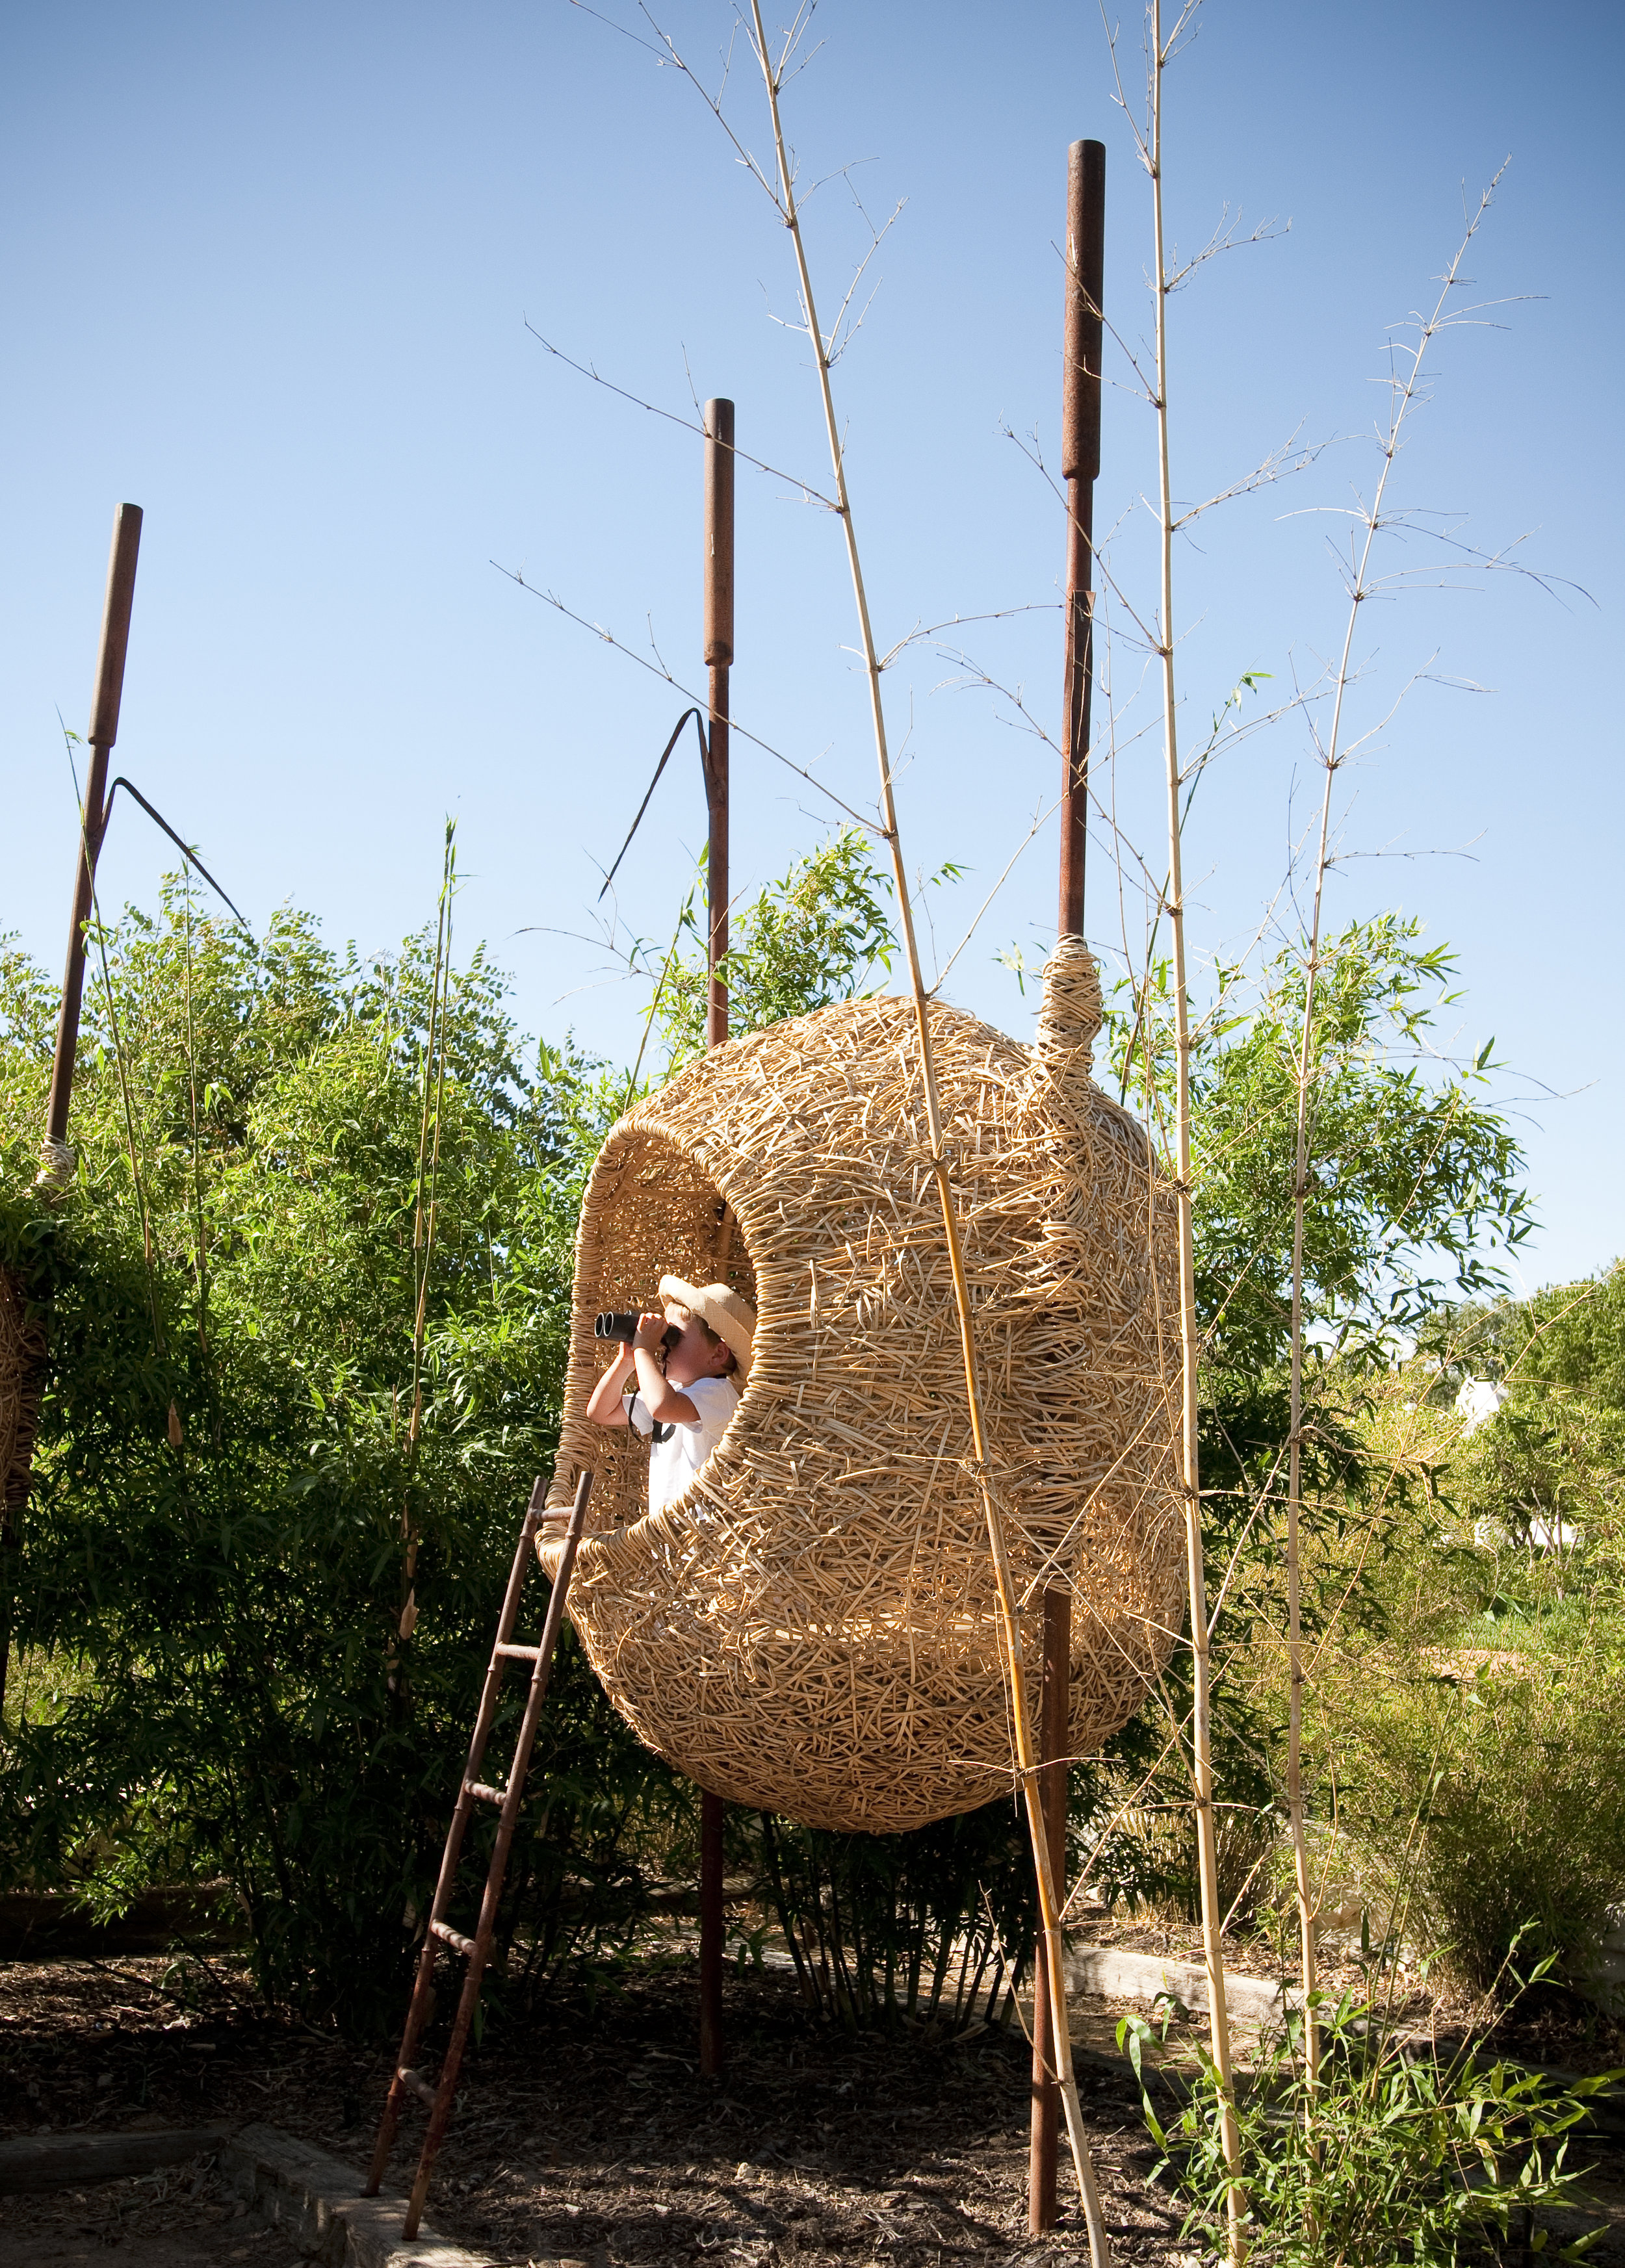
437, 1481, 551, 1884
365, 1479, 550, 2198
400, 1468, 593, 2240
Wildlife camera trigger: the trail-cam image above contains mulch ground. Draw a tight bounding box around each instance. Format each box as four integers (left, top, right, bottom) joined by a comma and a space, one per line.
0, 2152, 309, 2267
0, 1946, 1193, 2265
4, 1938, 1624, 2266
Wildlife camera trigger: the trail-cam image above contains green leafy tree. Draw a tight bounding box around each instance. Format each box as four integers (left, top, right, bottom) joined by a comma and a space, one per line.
1111, 915, 1531, 1377
654, 827, 896, 1066
1, 884, 659, 2028
1088, 918, 1532, 1921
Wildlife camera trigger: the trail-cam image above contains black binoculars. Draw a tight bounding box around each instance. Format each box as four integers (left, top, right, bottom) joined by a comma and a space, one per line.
595, 1311, 682, 1353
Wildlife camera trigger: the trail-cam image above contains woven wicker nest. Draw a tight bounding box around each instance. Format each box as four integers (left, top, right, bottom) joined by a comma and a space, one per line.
544, 940, 1184, 1835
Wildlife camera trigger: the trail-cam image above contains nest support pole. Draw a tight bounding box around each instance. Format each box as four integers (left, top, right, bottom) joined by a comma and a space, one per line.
3, 504, 142, 1733
699, 393, 734, 2078
1028, 1588, 1072, 2233
1030, 134, 1105, 2241
43, 502, 143, 1165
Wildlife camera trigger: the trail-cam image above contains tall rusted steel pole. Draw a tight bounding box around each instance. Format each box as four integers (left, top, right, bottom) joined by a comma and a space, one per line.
698, 396, 735, 2077
1056, 139, 1104, 940
43, 502, 144, 1163
702, 398, 734, 1051
1031, 140, 1104, 2240
3, 504, 144, 1734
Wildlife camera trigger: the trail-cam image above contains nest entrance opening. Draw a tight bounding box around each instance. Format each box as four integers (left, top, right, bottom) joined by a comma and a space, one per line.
589, 1128, 759, 1326
579, 1127, 759, 1534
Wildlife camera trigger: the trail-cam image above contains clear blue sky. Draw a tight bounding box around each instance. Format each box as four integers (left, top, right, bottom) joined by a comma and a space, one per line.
4, 1, 1620, 1291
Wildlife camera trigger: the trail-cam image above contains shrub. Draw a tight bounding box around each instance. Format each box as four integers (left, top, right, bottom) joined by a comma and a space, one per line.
1123, 1987, 1616, 2265
1321, 1643, 1625, 1996
0, 886, 655, 2030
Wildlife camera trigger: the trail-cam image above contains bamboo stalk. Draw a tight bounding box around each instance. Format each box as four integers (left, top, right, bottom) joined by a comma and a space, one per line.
1283, 174, 1505, 2118
1146, 2, 1244, 2251
746, 10, 1110, 2258
399, 823, 457, 1654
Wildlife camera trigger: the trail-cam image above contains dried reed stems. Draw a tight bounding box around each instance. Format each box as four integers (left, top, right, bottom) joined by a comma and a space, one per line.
1144, 0, 1244, 2247
742, 8, 1111, 2253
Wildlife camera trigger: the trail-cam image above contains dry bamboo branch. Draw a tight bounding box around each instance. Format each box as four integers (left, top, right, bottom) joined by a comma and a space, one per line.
1145, 0, 1245, 2250
1282, 169, 1507, 2120
399, 824, 457, 1653
744, 7, 1111, 2257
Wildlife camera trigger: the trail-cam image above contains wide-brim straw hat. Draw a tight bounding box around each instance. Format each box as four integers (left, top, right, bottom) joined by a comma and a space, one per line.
658, 1275, 756, 1380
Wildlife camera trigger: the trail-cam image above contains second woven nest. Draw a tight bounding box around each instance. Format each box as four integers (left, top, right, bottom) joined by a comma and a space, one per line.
545, 940, 1184, 1835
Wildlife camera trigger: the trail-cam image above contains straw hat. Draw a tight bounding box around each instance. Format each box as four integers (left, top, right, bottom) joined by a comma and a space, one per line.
658, 1276, 757, 1381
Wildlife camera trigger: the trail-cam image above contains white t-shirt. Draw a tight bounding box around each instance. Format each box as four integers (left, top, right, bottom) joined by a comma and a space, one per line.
627, 1373, 740, 1516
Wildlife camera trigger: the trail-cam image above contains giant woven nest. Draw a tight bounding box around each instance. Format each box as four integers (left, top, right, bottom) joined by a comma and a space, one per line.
543, 939, 1184, 1835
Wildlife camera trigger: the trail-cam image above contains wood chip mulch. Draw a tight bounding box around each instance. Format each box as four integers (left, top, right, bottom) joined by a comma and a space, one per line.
6, 1940, 1624, 2265
0, 1948, 1198, 2264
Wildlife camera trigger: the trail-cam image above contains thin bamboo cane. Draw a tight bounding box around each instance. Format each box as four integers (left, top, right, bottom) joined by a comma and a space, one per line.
746, 10, 1110, 2257
1146, 2, 1244, 2251
400, 825, 457, 1653
180, 878, 209, 1360
1283, 177, 1504, 2118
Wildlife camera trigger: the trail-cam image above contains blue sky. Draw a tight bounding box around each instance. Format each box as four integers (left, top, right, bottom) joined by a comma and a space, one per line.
4, 1, 1620, 1289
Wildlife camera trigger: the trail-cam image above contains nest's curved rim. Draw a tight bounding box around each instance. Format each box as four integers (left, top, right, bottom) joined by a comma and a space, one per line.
538, 979, 1185, 1829
548, 1111, 764, 1577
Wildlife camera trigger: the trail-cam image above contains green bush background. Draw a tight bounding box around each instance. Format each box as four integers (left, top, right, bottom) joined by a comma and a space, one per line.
4, 836, 1617, 2030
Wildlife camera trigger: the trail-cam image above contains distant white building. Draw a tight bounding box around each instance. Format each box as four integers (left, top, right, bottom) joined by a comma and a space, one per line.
1455, 1378, 1581, 1550
1456, 1376, 1508, 1436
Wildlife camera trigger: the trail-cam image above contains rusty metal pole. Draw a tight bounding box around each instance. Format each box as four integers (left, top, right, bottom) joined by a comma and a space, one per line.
1031, 140, 1104, 2241
1056, 139, 1104, 944
699, 396, 735, 2078
702, 398, 734, 1050
1029, 1588, 1074, 2230
3, 504, 143, 1740
699, 1783, 725, 2076
43, 503, 144, 1165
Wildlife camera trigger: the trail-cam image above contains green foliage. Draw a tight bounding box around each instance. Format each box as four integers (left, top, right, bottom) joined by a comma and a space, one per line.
752, 1800, 1035, 2034
1092, 920, 1534, 1929
1437, 1265, 1625, 1414
1418, 1272, 1625, 1589
1121, 1988, 1615, 2265
0, 881, 655, 2029
654, 827, 896, 1067
1318, 1640, 1625, 1998
1459, 1395, 1625, 1573
1108, 916, 1531, 1376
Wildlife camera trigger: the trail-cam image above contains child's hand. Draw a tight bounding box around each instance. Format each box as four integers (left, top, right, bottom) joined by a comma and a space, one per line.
631, 1311, 668, 1351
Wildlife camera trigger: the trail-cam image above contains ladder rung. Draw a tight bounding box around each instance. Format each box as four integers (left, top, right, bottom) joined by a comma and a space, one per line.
464, 1779, 506, 1805
493, 1642, 541, 1660
398, 2066, 437, 2108
430, 1918, 478, 1957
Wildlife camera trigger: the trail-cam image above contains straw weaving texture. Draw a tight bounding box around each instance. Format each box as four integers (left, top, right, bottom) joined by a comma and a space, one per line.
0, 1269, 46, 1532
545, 940, 1184, 1834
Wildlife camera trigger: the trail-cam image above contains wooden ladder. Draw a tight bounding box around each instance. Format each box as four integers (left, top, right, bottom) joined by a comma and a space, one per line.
365, 1467, 592, 2238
